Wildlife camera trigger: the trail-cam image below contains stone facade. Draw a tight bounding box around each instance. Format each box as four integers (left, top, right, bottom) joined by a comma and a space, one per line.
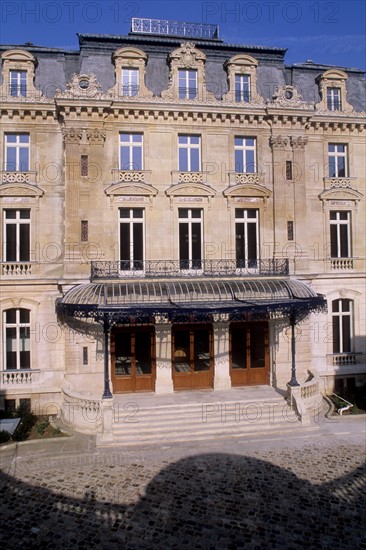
0, 23, 365, 416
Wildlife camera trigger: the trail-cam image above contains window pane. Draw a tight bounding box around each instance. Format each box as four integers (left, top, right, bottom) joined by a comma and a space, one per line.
133, 223, 143, 268
135, 332, 152, 374
194, 330, 210, 371
342, 316, 351, 352
119, 209, 129, 219
20, 209, 30, 219
179, 148, 188, 171
6, 309, 17, 323
231, 327, 247, 369
120, 147, 130, 170
332, 300, 340, 313
5, 224, 17, 261
133, 209, 143, 218
250, 326, 265, 368
190, 136, 200, 145
174, 330, 190, 372
245, 150, 255, 173
20, 309, 30, 323
236, 223, 245, 263
6, 148, 17, 171
339, 224, 349, 257
191, 223, 202, 263
191, 209, 201, 219
132, 147, 142, 170
115, 332, 132, 375
247, 223, 257, 262
19, 224, 30, 261
235, 150, 243, 173
341, 299, 351, 312
190, 149, 200, 171
179, 209, 188, 218
120, 224, 130, 262
179, 223, 189, 263
19, 135, 30, 144
330, 224, 338, 258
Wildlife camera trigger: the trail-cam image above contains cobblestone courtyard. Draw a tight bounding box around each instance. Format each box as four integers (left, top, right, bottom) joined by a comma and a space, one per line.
1, 423, 365, 549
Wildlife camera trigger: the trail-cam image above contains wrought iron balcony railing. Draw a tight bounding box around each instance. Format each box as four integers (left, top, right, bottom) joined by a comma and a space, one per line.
91, 259, 289, 279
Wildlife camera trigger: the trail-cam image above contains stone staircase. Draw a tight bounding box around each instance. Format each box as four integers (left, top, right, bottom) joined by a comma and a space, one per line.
99, 387, 315, 447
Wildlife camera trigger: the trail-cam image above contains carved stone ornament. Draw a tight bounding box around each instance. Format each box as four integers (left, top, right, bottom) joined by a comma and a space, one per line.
269, 85, 314, 110
0, 182, 44, 197
319, 187, 363, 203
86, 128, 106, 144
105, 182, 158, 197
269, 135, 289, 150
56, 74, 105, 99
290, 136, 308, 150
165, 182, 216, 197
223, 183, 272, 201
161, 42, 217, 103
62, 127, 83, 144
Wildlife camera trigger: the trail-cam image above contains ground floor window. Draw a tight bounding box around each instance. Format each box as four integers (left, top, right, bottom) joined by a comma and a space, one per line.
3, 308, 30, 370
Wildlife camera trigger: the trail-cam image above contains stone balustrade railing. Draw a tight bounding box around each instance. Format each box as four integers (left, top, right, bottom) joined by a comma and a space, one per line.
330, 258, 354, 270
111, 169, 151, 184
0, 171, 37, 184
287, 370, 324, 425
1, 369, 39, 385
1, 262, 34, 276
61, 386, 103, 433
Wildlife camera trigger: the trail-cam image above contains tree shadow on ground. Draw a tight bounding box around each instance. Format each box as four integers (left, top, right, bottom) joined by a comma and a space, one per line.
0, 452, 365, 549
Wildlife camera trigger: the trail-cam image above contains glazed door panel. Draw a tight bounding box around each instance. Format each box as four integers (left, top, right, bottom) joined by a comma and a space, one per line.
111, 328, 155, 392
173, 326, 213, 390
230, 323, 269, 386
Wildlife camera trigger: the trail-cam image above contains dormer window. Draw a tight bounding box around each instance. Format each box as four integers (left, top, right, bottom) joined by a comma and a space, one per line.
327, 87, 341, 111
110, 47, 152, 99
10, 70, 27, 97
235, 74, 250, 102
316, 70, 353, 113
122, 68, 139, 96
178, 69, 197, 99
161, 42, 215, 103
0, 49, 39, 100
224, 54, 262, 104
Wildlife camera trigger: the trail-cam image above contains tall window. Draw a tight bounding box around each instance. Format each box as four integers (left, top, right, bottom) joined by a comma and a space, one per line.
235, 74, 250, 102
235, 137, 256, 173
3, 308, 31, 370
179, 208, 203, 269
10, 70, 27, 97
327, 87, 341, 111
121, 68, 139, 96
330, 211, 351, 258
235, 209, 259, 268
119, 208, 144, 270
178, 135, 201, 171
119, 133, 143, 170
178, 70, 197, 99
332, 299, 353, 353
3, 209, 30, 262
328, 144, 348, 177
5, 134, 30, 171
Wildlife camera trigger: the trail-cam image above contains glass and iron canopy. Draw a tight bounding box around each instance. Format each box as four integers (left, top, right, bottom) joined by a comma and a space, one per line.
57, 278, 326, 324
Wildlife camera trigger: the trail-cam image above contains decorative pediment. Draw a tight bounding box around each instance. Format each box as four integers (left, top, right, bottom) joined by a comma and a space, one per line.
108, 47, 153, 99
223, 54, 264, 105
269, 85, 314, 110
316, 69, 353, 113
223, 183, 272, 200
165, 182, 216, 197
56, 74, 104, 99
0, 183, 44, 197
105, 182, 158, 197
0, 48, 42, 101
161, 42, 216, 102
319, 188, 363, 202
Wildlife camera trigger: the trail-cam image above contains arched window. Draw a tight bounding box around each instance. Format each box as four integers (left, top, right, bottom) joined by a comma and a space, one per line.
3, 308, 31, 369
332, 299, 353, 353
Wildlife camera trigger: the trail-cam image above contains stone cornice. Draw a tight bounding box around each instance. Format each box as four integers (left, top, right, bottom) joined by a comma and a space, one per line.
105, 182, 158, 197
0, 182, 44, 197
165, 182, 216, 197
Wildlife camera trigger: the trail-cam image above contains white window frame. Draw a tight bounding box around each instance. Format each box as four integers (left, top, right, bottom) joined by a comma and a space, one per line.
332, 299, 353, 354
235, 208, 260, 269
178, 135, 201, 172
234, 137, 257, 174
235, 74, 250, 102
119, 208, 145, 271
3, 209, 31, 262
3, 308, 31, 370
178, 208, 203, 270
330, 211, 352, 258
10, 70, 27, 97
5, 133, 30, 171
178, 69, 197, 99
327, 87, 341, 111
328, 143, 348, 177
121, 68, 139, 97
119, 133, 143, 170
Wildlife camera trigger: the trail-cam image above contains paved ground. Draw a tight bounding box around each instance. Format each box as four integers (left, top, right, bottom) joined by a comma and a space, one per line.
0, 416, 365, 549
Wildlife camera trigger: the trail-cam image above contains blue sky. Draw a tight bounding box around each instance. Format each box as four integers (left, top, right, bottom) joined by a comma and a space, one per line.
1, 0, 365, 69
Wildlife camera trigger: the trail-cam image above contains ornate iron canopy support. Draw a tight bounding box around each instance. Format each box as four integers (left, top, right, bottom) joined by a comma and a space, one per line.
288, 311, 299, 387
102, 317, 113, 399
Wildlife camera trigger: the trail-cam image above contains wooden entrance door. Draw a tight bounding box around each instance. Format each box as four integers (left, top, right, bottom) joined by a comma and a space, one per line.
172, 325, 213, 390
230, 322, 269, 386
111, 327, 155, 392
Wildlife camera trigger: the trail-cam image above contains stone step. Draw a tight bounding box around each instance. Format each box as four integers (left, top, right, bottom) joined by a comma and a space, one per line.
107, 397, 301, 446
